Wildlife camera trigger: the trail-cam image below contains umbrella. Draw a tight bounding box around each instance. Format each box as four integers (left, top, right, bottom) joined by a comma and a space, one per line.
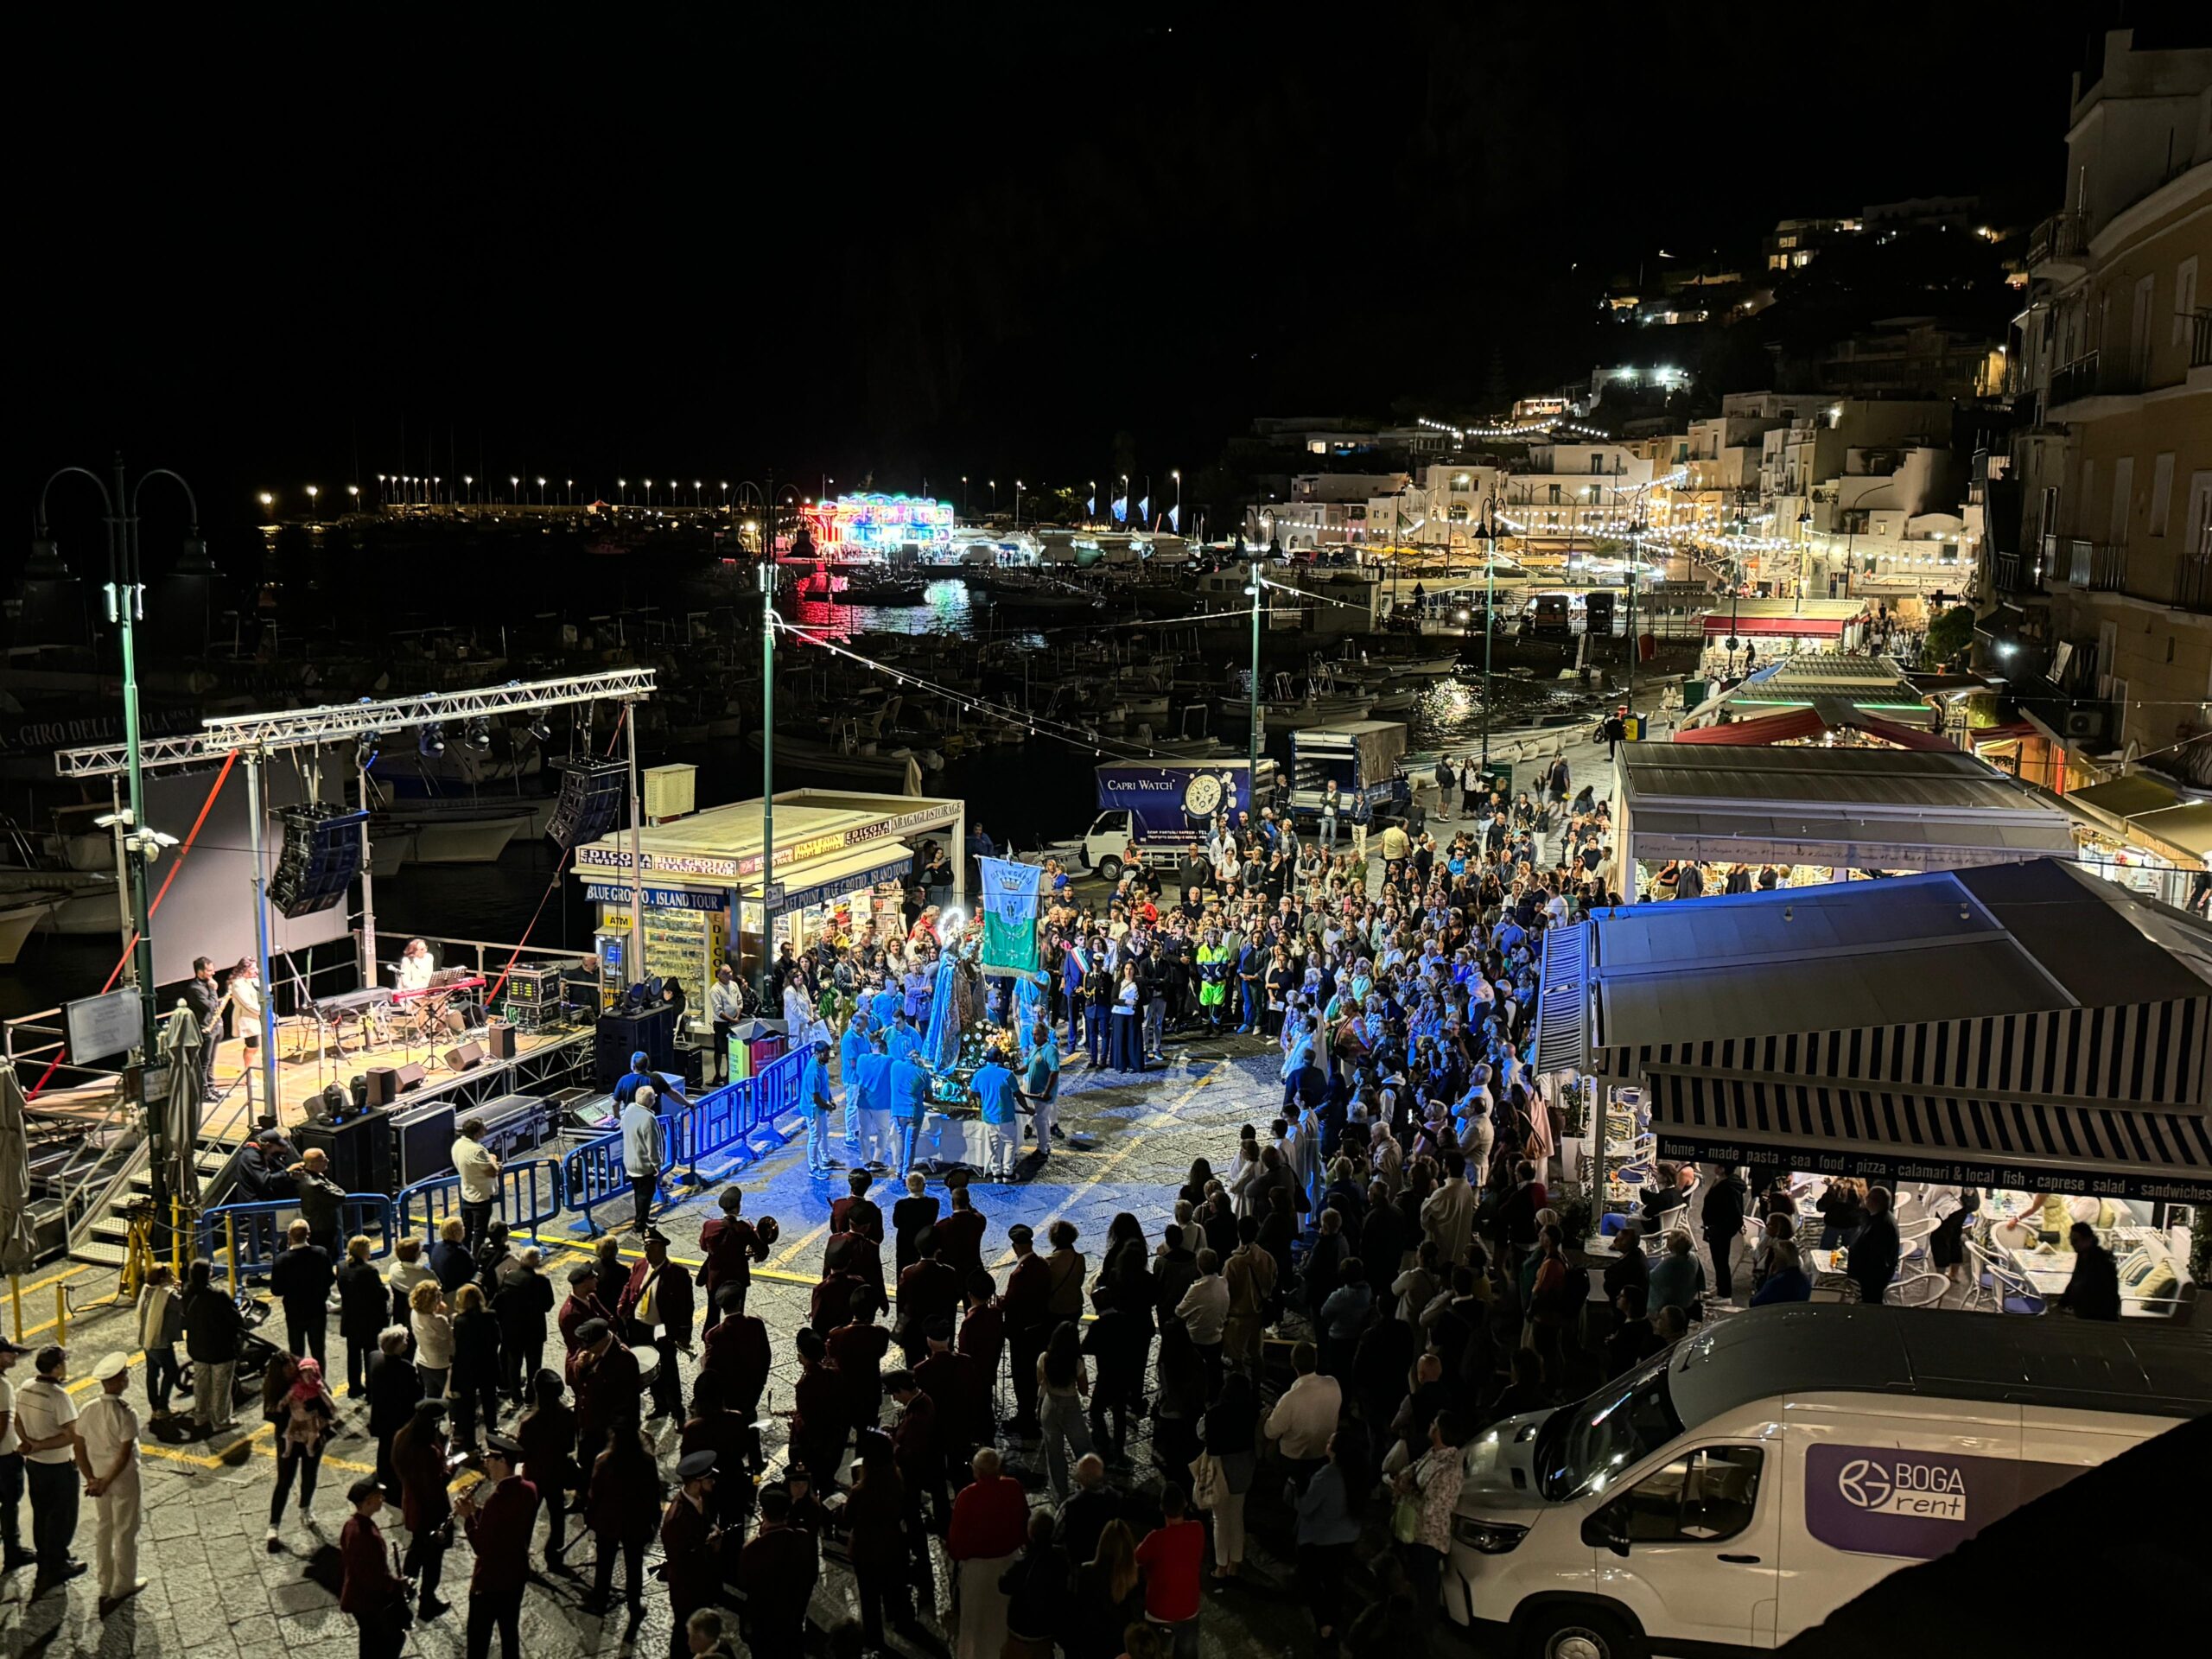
0, 1065, 37, 1289
158, 1001, 204, 1211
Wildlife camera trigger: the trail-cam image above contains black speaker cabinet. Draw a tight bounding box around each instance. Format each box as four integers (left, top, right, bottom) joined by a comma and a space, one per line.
594, 1003, 676, 1088
485, 1022, 517, 1061
293, 1111, 393, 1197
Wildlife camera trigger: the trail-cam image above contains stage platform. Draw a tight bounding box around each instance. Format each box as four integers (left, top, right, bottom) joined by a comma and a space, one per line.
200, 1020, 597, 1140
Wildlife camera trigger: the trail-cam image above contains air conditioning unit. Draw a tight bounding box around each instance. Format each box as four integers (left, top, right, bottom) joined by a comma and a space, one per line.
643, 762, 698, 823
2061, 707, 2107, 741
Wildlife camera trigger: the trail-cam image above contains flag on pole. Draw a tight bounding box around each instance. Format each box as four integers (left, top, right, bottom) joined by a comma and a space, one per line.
1168, 503, 1179, 532
1087, 491, 1096, 517
977, 856, 1044, 980
1137, 495, 1150, 524
1111, 495, 1128, 524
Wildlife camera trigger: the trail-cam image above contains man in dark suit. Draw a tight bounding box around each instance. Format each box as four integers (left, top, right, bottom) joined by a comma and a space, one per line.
735, 1483, 819, 1659
999, 1224, 1052, 1439
615, 1230, 693, 1421
665, 1451, 730, 1658
702, 1287, 771, 1469
1053, 1452, 1121, 1566
459, 1437, 537, 1659
1850, 1185, 1902, 1306
889, 1176, 939, 1276
570, 1320, 643, 1475
182, 956, 223, 1099
365, 1329, 421, 1497
558, 1264, 615, 1358
934, 1186, 986, 1279
285, 1148, 349, 1257
268, 1220, 334, 1365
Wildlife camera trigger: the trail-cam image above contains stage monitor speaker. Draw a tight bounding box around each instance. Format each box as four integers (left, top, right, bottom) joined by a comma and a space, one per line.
268, 804, 372, 918
294, 1111, 393, 1196
391, 1101, 459, 1186
594, 1002, 677, 1088
396, 1062, 428, 1095
548, 760, 629, 850
444, 1041, 486, 1074
365, 1066, 399, 1108
485, 1022, 517, 1061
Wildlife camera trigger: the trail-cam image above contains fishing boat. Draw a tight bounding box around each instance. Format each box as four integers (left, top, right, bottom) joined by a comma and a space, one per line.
0, 893, 59, 965
745, 728, 925, 794
0, 868, 119, 936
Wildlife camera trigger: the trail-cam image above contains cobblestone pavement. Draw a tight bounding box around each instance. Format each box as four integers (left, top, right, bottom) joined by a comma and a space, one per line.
2, 1031, 1486, 1659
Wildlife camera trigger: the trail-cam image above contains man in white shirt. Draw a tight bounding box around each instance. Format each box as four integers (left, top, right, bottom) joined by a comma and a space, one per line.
708, 963, 744, 1083
1421, 1149, 1478, 1270
13, 1344, 84, 1593
449, 1116, 502, 1258
1262, 1340, 1341, 1489
77, 1352, 144, 1609
620, 1085, 664, 1230
0, 1335, 29, 1573
1173, 1250, 1231, 1398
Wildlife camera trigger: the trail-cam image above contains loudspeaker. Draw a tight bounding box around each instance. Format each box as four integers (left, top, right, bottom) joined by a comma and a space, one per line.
594, 1003, 677, 1088
365, 1066, 399, 1108
294, 1111, 393, 1196
268, 804, 372, 918
443, 1040, 486, 1073
485, 1021, 517, 1061
395, 1062, 428, 1095
548, 761, 629, 850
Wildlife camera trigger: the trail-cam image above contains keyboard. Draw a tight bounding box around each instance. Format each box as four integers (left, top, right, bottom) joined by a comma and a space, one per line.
393, 976, 486, 1001
312, 987, 394, 1021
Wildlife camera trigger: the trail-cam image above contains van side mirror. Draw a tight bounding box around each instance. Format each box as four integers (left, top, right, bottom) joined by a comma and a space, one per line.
1581, 1510, 1630, 1557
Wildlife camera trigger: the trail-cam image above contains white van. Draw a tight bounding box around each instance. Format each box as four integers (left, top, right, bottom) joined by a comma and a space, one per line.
1446, 1305, 2211, 1657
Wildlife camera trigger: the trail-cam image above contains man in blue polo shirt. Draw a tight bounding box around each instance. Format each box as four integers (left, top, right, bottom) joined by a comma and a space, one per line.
851, 1033, 896, 1172
799, 1039, 839, 1177
886, 1009, 921, 1065
971, 1046, 1021, 1182
613, 1052, 657, 1108
1020, 1022, 1060, 1158
839, 1012, 874, 1165
887, 1046, 930, 1179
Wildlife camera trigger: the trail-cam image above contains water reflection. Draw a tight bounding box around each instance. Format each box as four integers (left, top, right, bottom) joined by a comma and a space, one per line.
791, 577, 988, 639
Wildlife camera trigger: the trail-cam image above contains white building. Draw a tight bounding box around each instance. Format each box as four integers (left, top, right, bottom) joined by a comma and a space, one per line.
1497, 442, 1657, 546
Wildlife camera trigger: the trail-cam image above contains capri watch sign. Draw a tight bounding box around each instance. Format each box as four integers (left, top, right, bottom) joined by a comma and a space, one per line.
1804, 1444, 2081, 1560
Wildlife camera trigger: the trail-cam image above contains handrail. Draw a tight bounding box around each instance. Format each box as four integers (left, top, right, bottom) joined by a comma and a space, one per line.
395, 1159, 565, 1241
195, 1191, 398, 1274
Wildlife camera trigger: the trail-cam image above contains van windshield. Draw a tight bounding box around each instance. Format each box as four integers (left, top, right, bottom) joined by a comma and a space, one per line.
1535, 1353, 1685, 1502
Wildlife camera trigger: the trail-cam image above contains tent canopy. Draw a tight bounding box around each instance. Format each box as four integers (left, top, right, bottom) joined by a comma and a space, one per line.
1674, 701, 1951, 751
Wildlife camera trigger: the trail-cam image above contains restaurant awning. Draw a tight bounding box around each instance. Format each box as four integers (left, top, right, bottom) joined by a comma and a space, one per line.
1644, 1070, 2212, 1202
1704, 613, 1848, 638
1673, 703, 1952, 752
2061, 772, 2212, 869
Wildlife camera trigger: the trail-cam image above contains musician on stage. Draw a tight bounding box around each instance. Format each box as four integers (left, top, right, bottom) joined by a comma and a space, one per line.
183, 956, 223, 1102
396, 939, 435, 994
230, 959, 266, 1062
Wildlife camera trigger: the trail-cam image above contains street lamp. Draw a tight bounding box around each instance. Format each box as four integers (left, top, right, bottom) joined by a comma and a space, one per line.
644, 479, 654, 508
258, 491, 275, 512
536, 476, 547, 506
961, 475, 969, 518
346, 484, 359, 507
693, 480, 702, 509
1479, 497, 1501, 770
1172, 468, 1182, 531
509, 475, 519, 505
306, 485, 320, 518
618, 478, 627, 506
37, 457, 206, 1261
1014, 479, 1023, 532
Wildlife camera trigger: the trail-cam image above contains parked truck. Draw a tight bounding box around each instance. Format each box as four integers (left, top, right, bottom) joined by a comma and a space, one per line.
1077, 758, 1279, 880
1287, 720, 1409, 827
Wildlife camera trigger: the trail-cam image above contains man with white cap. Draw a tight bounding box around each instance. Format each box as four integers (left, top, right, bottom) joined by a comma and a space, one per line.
78, 1351, 145, 1611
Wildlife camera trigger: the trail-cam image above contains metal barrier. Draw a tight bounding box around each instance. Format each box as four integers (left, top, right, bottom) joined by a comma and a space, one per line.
196, 1192, 397, 1275
394, 1159, 565, 1242
560, 1109, 685, 1236
753, 1047, 807, 1126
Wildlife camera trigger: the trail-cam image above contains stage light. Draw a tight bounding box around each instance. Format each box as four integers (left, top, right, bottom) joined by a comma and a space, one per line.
524, 712, 554, 746
418, 722, 445, 758
465, 715, 493, 751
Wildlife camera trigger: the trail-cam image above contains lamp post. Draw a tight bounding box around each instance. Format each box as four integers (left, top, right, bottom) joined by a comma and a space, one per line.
757, 557, 778, 1007
1014, 480, 1023, 533
35, 457, 205, 1260
1246, 560, 1264, 784
1480, 497, 1499, 770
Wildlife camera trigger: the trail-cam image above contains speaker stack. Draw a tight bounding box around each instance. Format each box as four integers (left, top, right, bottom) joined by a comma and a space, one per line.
294, 1112, 394, 1196
548, 761, 629, 850
268, 804, 372, 918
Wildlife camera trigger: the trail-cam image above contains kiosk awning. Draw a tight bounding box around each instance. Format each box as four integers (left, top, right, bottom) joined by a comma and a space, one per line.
748, 842, 917, 913
1643, 1069, 2212, 1203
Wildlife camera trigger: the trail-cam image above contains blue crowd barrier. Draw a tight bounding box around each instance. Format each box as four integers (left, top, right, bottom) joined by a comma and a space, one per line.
560, 1109, 685, 1236
394, 1159, 565, 1241
198, 1192, 397, 1275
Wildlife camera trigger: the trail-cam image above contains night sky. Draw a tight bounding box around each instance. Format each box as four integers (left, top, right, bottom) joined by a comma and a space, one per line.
22, 3, 2145, 541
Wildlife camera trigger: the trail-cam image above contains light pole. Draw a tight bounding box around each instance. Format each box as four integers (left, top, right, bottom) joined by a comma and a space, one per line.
1172, 468, 1181, 531
36, 457, 205, 1261
757, 558, 778, 1007
1089, 480, 1097, 526
1480, 496, 1500, 771
1014, 480, 1023, 533
536, 476, 547, 507
961, 475, 969, 518
1246, 559, 1263, 783
988, 479, 998, 515
306, 485, 320, 520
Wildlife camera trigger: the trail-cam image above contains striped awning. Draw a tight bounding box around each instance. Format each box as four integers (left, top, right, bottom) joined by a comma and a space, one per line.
1533, 921, 1590, 1077
1645, 1069, 2212, 1203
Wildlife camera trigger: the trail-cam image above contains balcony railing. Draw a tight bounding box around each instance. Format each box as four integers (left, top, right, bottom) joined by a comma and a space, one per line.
2049, 350, 2101, 406
2028, 212, 2085, 270
2193, 309, 2212, 371
1992, 550, 2046, 594
2061, 537, 2128, 591
2175, 554, 2212, 613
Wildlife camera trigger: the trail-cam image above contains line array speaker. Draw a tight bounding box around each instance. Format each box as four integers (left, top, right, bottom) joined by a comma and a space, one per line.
268, 804, 371, 918
548, 761, 629, 850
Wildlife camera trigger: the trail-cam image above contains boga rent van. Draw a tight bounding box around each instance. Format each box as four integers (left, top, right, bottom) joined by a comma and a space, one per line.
1445, 1304, 2211, 1658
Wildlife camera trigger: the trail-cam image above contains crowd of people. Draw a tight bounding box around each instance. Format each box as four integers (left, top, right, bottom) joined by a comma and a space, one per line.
3, 741, 1742, 1659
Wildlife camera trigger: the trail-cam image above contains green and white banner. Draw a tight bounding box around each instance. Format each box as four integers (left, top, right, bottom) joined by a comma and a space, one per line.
977, 856, 1044, 981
